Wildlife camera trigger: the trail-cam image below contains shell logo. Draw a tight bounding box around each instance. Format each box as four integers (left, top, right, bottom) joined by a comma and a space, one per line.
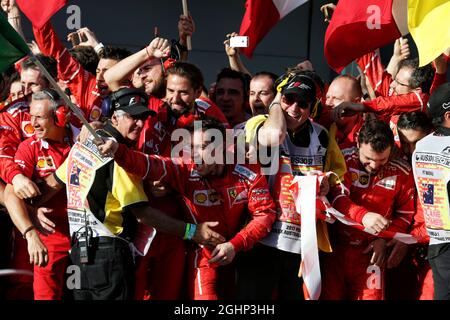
36, 156, 55, 170
36, 158, 47, 168
350, 171, 358, 182
195, 192, 207, 203
22, 122, 34, 136
90, 107, 101, 120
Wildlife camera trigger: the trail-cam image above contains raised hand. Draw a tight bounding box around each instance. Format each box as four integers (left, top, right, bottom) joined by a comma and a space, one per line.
224, 32, 240, 57
178, 14, 195, 44
146, 37, 171, 59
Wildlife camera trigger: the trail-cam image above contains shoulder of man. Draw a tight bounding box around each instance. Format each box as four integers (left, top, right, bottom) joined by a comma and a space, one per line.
386, 156, 412, 175
244, 114, 268, 144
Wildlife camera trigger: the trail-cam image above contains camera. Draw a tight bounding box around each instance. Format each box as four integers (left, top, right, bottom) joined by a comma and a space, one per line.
229, 36, 249, 48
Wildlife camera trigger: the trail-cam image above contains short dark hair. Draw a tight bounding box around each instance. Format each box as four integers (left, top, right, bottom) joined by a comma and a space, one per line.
216, 67, 250, 98
99, 46, 131, 61
22, 54, 57, 80
358, 119, 394, 152
166, 62, 204, 91
184, 115, 226, 137
398, 58, 434, 93
252, 71, 278, 94
69, 46, 99, 75
397, 111, 433, 133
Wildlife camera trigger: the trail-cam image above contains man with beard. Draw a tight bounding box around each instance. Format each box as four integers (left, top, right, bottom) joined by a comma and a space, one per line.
32, 19, 131, 126
96, 117, 277, 300
104, 38, 226, 299
322, 119, 416, 300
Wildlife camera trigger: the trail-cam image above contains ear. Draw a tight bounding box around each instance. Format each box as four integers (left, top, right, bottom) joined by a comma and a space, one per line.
110, 113, 119, 126
444, 111, 450, 122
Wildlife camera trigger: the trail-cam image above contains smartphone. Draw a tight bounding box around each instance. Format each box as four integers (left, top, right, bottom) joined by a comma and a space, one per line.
229, 36, 249, 48
69, 31, 87, 46
69, 32, 81, 46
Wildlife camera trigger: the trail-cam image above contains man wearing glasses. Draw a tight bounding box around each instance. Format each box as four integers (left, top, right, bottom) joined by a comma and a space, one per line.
239, 72, 346, 299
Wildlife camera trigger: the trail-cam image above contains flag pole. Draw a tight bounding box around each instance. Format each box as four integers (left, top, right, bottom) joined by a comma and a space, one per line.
29, 54, 102, 141
306, 0, 314, 60
182, 0, 192, 50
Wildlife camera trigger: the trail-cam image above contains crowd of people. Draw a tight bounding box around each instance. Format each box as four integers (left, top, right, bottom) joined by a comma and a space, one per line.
0, 1, 449, 300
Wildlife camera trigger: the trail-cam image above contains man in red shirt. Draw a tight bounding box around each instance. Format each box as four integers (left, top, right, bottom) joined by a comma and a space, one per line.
97, 117, 277, 299
321, 119, 416, 300
3, 89, 75, 300
105, 38, 228, 299
32, 20, 131, 126
326, 75, 363, 160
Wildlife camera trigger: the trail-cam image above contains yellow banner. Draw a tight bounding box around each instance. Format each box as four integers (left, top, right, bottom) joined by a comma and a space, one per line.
408, 0, 450, 66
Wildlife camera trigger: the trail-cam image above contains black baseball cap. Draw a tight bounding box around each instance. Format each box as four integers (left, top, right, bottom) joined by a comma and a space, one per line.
281, 75, 316, 103
427, 83, 450, 118
110, 87, 156, 118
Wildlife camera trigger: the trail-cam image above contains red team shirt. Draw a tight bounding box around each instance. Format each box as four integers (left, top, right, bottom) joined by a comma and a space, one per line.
14, 135, 72, 250
330, 155, 416, 245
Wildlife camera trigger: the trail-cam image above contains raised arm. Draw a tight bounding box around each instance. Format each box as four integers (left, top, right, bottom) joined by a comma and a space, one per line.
103, 37, 171, 91
177, 14, 195, 62
2, 0, 25, 40
257, 92, 287, 147
386, 38, 410, 77
223, 32, 251, 77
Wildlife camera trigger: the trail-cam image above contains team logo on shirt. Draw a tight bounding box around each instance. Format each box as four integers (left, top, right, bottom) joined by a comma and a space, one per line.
193, 189, 222, 206
227, 186, 248, 207
250, 188, 271, 202
349, 168, 370, 188
90, 106, 101, 121
375, 176, 397, 190
21, 121, 34, 137
36, 156, 56, 171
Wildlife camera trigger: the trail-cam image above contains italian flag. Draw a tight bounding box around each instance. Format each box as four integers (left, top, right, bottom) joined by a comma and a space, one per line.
239, 0, 309, 58
16, 0, 66, 28
0, 14, 30, 73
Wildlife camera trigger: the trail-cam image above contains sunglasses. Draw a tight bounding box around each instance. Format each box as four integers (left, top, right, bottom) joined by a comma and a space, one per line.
282, 94, 310, 109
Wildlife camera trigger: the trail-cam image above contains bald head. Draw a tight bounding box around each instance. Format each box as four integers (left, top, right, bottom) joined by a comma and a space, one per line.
325, 75, 362, 108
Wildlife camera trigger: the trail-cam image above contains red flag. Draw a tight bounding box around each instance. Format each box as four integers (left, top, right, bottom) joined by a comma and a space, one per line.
239, 0, 308, 58
16, 0, 66, 28
324, 0, 408, 72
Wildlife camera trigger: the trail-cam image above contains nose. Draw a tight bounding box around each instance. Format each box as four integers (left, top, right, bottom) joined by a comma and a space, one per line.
326, 97, 334, 107
31, 116, 39, 127
23, 84, 32, 96
135, 118, 144, 128
369, 160, 381, 172
96, 70, 105, 82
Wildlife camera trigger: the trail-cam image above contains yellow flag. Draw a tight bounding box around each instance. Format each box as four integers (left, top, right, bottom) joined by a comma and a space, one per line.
408, 0, 450, 67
